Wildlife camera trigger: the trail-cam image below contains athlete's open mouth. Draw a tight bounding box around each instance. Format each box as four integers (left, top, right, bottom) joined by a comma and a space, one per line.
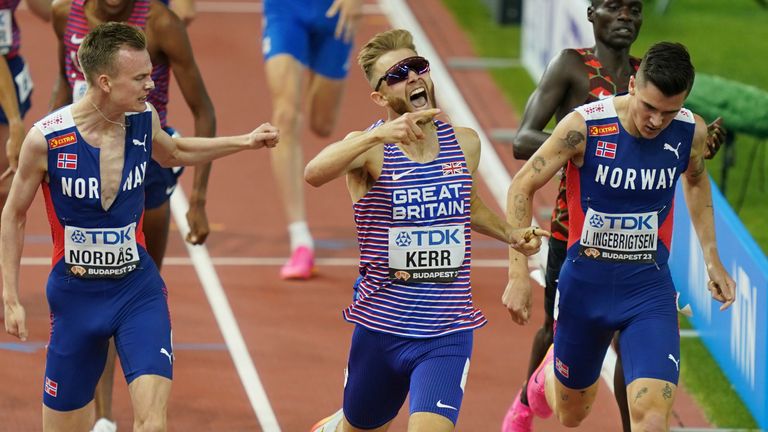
409, 87, 428, 108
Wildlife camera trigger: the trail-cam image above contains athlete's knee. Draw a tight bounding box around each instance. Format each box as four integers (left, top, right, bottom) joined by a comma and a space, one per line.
554, 405, 589, 428
272, 102, 302, 130
631, 408, 668, 432
309, 115, 334, 138
133, 412, 167, 432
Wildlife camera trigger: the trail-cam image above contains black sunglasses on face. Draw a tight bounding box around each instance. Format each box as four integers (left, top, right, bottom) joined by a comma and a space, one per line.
374, 56, 430, 91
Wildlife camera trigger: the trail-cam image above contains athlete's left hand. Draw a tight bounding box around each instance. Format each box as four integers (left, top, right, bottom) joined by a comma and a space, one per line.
706, 260, 736, 311
248, 123, 279, 149
186, 203, 210, 245
326, 0, 363, 43
704, 116, 725, 160
510, 226, 550, 256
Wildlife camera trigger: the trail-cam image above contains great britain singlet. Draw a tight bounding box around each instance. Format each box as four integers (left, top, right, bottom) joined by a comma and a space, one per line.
0, 0, 21, 57
550, 48, 642, 241
36, 104, 155, 281
343, 120, 486, 338
566, 97, 695, 268
63, 0, 170, 126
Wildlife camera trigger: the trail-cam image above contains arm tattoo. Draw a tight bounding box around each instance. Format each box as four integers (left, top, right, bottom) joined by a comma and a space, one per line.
633, 387, 648, 404
561, 130, 585, 149
662, 383, 673, 400
689, 156, 706, 178
513, 193, 527, 222
532, 156, 546, 174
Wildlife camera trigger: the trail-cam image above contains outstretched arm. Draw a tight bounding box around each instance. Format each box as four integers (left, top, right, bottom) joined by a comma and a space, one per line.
682, 115, 735, 310
504, 111, 586, 324
150, 107, 277, 167
455, 127, 550, 251
2, 127, 48, 341
304, 109, 440, 187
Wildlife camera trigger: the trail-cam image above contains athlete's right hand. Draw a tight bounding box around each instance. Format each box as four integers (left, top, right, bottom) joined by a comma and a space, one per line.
3, 300, 28, 341
374, 109, 441, 146
249, 123, 279, 149
502, 274, 532, 325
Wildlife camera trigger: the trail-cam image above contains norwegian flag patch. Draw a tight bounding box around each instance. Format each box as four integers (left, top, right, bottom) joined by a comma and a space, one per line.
441, 161, 464, 176
595, 141, 617, 159
45, 377, 58, 397
57, 153, 78, 170
555, 357, 570, 378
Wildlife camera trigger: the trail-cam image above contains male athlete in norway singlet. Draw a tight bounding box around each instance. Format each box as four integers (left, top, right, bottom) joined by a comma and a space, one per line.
36, 105, 172, 411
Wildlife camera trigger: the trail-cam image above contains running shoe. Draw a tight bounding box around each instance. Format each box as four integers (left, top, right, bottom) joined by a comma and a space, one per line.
309, 409, 343, 431
526, 345, 554, 419
281, 246, 315, 280
501, 389, 533, 432
91, 418, 117, 432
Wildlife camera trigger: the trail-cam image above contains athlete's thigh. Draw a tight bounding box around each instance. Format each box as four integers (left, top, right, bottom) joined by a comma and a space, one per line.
408, 331, 472, 427
553, 262, 615, 390
307, 74, 346, 136
618, 278, 680, 386
128, 374, 172, 419
43, 400, 95, 432
343, 326, 410, 430
263, 0, 309, 90
544, 237, 568, 319
114, 279, 173, 385
44, 284, 112, 411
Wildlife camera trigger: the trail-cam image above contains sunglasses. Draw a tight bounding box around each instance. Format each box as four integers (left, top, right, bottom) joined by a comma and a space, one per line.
374, 56, 430, 91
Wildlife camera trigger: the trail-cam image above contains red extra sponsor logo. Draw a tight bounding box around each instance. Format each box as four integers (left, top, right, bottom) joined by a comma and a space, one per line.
45, 377, 58, 397
48, 132, 77, 150
589, 123, 619, 136
595, 140, 617, 159
57, 153, 78, 170
555, 357, 570, 379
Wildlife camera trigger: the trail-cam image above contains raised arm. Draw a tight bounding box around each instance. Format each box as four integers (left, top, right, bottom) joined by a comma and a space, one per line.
503, 111, 586, 324
1, 127, 48, 340
150, 107, 277, 166
155, 5, 216, 244
304, 109, 440, 187
681, 115, 735, 310
512, 50, 577, 160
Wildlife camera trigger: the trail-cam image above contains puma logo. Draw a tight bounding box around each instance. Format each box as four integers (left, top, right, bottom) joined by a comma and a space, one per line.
133, 134, 147, 152
160, 347, 173, 365
668, 354, 680, 371
663, 142, 681, 159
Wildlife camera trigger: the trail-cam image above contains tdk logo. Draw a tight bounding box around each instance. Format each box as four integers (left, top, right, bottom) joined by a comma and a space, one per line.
597, 215, 654, 230
77, 227, 133, 245
589, 214, 604, 228
411, 228, 462, 246
395, 232, 412, 247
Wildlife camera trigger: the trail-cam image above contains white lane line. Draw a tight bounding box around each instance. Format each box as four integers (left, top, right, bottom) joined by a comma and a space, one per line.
379, 0, 547, 287
170, 186, 281, 432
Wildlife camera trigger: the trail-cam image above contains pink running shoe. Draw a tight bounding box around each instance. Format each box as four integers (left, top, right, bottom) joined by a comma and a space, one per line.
501, 389, 533, 432
526, 345, 554, 419
281, 246, 316, 280
310, 409, 343, 431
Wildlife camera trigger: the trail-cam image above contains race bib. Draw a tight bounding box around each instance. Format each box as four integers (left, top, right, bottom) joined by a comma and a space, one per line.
64, 223, 140, 278
14, 60, 32, 103
0, 10, 11, 55
389, 224, 465, 282
72, 79, 88, 103
579, 208, 658, 263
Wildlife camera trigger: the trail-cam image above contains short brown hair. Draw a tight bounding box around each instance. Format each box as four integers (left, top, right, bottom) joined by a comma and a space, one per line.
78, 22, 147, 85
357, 29, 416, 83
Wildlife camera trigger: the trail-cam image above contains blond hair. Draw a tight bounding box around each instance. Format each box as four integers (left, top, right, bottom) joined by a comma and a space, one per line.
78, 22, 147, 85
357, 29, 416, 82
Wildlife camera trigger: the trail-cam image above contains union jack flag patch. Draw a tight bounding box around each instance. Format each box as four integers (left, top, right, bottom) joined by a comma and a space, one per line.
45, 377, 58, 397
595, 141, 617, 159
441, 161, 464, 176
56, 153, 77, 170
